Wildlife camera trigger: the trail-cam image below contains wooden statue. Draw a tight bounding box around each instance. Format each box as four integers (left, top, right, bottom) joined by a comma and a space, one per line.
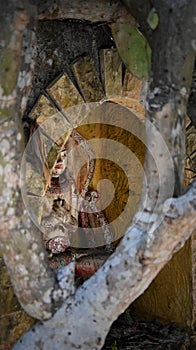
40, 129, 114, 278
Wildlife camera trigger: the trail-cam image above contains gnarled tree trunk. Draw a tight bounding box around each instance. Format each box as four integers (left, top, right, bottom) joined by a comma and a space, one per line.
0, 1, 196, 349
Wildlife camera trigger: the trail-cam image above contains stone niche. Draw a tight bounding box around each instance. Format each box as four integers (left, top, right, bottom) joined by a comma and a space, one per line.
0, 13, 196, 349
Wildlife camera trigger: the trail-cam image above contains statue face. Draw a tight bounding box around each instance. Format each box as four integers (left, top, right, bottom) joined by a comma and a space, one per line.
52, 149, 67, 178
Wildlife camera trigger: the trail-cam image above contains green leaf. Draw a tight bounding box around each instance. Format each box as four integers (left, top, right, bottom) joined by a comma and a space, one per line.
111, 23, 151, 81
147, 8, 159, 30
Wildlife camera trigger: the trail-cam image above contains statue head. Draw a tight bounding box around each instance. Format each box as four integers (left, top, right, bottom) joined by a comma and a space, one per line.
52, 148, 67, 178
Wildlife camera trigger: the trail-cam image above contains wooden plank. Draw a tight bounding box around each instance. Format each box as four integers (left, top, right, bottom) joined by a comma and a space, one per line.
77, 101, 145, 242
30, 95, 58, 124
122, 70, 143, 100
47, 73, 83, 111
100, 48, 122, 98
72, 55, 105, 102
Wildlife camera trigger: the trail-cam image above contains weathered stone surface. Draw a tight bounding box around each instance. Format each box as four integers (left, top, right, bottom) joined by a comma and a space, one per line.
72, 55, 105, 102
47, 74, 84, 111
30, 95, 57, 123
37, 0, 135, 25
25, 21, 114, 116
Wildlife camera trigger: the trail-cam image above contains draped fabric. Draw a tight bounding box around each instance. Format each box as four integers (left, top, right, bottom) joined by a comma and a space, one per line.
40, 129, 114, 274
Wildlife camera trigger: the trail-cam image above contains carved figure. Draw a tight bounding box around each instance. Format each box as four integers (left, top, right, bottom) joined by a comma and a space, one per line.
40, 129, 114, 277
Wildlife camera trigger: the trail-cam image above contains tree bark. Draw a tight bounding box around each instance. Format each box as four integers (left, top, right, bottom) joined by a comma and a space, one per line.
36, 0, 135, 24
12, 181, 196, 349
0, 0, 73, 320
188, 59, 196, 126
123, 0, 196, 197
